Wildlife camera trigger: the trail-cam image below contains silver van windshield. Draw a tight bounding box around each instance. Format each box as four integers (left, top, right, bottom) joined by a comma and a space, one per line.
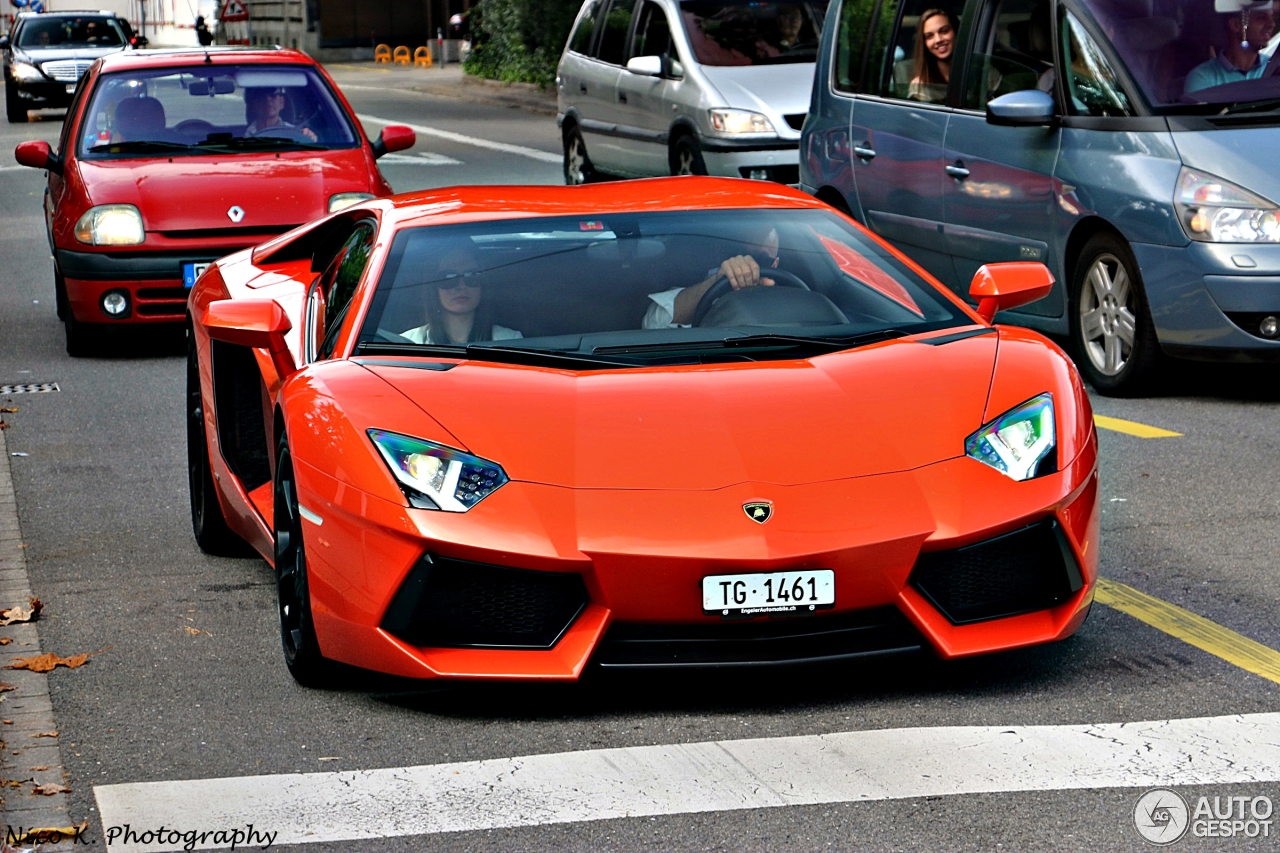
680, 1, 829, 66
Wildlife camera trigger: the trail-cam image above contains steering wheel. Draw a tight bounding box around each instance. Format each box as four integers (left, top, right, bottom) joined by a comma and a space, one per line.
692, 268, 810, 326
174, 119, 216, 137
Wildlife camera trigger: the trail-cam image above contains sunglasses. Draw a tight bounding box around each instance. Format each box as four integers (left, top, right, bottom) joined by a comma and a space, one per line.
436, 271, 484, 290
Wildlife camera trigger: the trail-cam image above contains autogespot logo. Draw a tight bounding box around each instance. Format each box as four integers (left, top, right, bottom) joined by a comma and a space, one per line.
1135, 789, 1190, 845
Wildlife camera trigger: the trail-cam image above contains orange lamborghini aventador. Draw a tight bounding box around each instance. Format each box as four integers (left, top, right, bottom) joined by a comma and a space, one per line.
186, 177, 1099, 686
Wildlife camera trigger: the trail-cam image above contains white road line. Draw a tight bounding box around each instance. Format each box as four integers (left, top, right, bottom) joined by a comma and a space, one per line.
357, 112, 562, 164
95, 712, 1280, 852
378, 151, 464, 166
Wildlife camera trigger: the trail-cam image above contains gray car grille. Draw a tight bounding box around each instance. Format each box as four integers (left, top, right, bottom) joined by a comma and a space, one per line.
39, 60, 93, 82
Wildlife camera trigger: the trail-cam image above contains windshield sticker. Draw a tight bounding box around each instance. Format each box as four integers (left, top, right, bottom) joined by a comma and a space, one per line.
817, 235, 923, 317
579, 221, 605, 231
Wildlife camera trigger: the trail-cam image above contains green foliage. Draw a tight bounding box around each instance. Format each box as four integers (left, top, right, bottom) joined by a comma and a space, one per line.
464, 0, 582, 87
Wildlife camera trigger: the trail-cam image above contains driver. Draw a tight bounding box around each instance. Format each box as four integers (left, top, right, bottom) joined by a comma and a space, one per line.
244, 87, 318, 141
643, 226, 779, 328
1184, 0, 1276, 94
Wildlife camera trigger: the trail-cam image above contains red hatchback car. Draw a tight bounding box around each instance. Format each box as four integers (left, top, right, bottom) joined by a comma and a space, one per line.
13, 46, 414, 355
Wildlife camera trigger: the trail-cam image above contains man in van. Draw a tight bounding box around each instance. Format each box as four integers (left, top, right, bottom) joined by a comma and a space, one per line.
1184, 0, 1276, 94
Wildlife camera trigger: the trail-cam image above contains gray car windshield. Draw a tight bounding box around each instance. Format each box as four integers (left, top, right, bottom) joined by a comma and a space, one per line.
77, 65, 358, 157
680, 1, 828, 66
1078, 0, 1280, 109
356, 209, 966, 367
16, 16, 126, 48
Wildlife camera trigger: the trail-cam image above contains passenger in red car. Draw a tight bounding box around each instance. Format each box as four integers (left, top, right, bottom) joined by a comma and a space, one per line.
401, 244, 522, 345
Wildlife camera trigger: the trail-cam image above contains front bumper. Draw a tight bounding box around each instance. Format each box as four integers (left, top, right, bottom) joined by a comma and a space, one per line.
293, 437, 1099, 680
9, 78, 76, 108
58, 249, 228, 324
700, 136, 800, 184
1134, 241, 1280, 360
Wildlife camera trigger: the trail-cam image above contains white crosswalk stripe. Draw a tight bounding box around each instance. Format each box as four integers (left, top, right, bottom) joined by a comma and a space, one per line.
95, 712, 1280, 852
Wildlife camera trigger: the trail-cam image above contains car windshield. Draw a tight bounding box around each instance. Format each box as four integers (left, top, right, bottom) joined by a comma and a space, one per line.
680, 1, 828, 66
1078, 0, 1280, 110
16, 16, 126, 48
356, 208, 967, 367
77, 65, 359, 157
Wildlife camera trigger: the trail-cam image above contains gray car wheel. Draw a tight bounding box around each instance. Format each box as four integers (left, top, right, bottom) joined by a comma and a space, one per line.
1069, 232, 1161, 396
563, 125, 597, 185
6, 79, 29, 124
671, 134, 707, 176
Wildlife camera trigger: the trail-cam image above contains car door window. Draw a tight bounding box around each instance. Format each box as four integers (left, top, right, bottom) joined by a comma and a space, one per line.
833, 0, 899, 93
569, 0, 603, 55
318, 222, 376, 360
873, 0, 967, 103
962, 0, 1054, 110
632, 1, 673, 60
1059, 9, 1132, 116
596, 0, 637, 64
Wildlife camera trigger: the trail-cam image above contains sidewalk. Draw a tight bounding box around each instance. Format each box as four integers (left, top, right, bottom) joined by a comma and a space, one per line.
324, 61, 558, 116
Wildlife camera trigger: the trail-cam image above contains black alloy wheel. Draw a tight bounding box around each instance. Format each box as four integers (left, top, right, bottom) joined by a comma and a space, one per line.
671, 134, 708, 176
563, 124, 598, 185
275, 433, 335, 687
62, 312, 97, 358
1068, 232, 1162, 396
6, 79, 29, 124
187, 327, 252, 556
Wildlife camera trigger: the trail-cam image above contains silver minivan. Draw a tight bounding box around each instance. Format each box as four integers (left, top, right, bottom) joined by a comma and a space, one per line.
557, 0, 828, 184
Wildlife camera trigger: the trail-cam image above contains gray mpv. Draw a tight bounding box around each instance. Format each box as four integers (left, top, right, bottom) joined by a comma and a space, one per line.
803, 0, 1280, 394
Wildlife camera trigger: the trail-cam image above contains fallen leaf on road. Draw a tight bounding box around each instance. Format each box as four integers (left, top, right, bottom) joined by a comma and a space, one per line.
0, 407, 18, 413
5, 646, 106, 673
0, 421, 9, 431
32, 782, 70, 795
0, 683, 16, 693
31, 731, 57, 738
29, 765, 47, 771
0, 638, 12, 645
2, 721, 10, 725
0, 599, 42, 626
183, 626, 211, 637
8, 822, 89, 844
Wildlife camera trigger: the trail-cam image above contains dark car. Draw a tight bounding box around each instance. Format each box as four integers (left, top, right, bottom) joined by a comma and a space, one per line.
3, 11, 140, 123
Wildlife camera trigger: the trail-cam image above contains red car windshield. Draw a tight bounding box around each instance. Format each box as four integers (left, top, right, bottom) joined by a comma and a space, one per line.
77, 65, 359, 157
356, 208, 966, 365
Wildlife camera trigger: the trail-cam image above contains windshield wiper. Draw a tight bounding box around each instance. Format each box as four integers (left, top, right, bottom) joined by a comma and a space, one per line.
593, 329, 907, 356
89, 140, 195, 154
199, 136, 328, 151
1220, 97, 1280, 115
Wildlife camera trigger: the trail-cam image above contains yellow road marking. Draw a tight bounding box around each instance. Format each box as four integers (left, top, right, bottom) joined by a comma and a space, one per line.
1093, 414, 1182, 438
1096, 578, 1280, 685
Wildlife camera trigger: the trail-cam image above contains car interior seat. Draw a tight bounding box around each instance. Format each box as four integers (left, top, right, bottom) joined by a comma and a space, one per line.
113, 96, 166, 140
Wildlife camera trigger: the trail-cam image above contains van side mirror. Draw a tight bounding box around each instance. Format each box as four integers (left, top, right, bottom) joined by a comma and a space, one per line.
986, 89, 1057, 127
372, 124, 415, 159
14, 140, 60, 174
0, 36, 10, 49
969, 262, 1055, 323
202, 298, 297, 380
626, 55, 663, 76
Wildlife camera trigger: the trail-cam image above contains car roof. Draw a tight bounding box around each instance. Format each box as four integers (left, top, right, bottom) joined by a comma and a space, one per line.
15, 10, 122, 19
95, 46, 314, 72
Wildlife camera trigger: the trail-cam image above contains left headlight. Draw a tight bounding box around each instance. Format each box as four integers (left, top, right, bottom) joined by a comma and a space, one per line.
328, 192, 375, 213
10, 61, 44, 82
74, 204, 145, 246
709, 108, 775, 135
964, 393, 1056, 481
368, 429, 509, 512
1175, 166, 1280, 243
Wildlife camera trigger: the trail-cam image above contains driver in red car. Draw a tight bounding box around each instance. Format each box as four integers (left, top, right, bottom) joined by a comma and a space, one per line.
244, 86, 318, 141
643, 226, 780, 328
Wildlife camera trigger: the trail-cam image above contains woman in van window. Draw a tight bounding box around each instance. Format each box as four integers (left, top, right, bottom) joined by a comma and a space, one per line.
909, 8, 959, 102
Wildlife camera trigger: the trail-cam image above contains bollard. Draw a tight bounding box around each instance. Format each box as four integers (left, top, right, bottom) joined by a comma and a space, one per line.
414, 46, 433, 68
393, 45, 411, 65
374, 44, 391, 64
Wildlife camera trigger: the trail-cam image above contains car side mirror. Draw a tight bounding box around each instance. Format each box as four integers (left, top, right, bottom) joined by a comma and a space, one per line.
969, 262, 1055, 323
986, 89, 1057, 127
0, 36, 9, 49
667, 56, 684, 78
14, 140, 60, 174
202, 298, 298, 380
372, 124, 416, 159
625, 55, 663, 77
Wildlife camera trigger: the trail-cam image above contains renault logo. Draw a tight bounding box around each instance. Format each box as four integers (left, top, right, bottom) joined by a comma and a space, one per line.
227, 205, 245, 223
743, 501, 772, 524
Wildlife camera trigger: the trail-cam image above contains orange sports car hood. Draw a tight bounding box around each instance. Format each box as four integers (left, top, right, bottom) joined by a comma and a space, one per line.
363, 332, 998, 490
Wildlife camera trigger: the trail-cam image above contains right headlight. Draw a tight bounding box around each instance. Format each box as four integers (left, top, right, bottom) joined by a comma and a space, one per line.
368, 429, 508, 512
1175, 166, 1280, 243
74, 204, 145, 246
10, 61, 44, 82
965, 393, 1056, 481
709, 108, 775, 135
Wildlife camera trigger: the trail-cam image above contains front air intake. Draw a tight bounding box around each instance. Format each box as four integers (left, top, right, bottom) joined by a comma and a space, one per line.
909, 519, 1083, 625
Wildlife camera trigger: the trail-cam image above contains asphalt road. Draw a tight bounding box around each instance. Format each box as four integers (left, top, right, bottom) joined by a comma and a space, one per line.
1, 73, 1279, 852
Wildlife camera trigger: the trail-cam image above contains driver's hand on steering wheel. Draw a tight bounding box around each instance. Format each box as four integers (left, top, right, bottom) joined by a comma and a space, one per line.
301, 127, 318, 142
718, 254, 775, 289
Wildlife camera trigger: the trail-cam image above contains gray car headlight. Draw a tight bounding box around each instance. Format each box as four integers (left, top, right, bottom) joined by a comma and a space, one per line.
1175, 166, 1280, 243
965, 394, 1056, 481
368, 429, 509, 512
709, 108, 775, 135
10, 61, 44, 82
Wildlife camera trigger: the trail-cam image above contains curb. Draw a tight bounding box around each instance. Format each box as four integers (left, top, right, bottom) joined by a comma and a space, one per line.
0, 427, 73, 830
325, 63, 559, 116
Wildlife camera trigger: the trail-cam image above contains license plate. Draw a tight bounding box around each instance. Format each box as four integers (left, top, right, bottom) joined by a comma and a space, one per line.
702, 569, 835, 616
182, 262, 211, 288
65, 84, 76, 94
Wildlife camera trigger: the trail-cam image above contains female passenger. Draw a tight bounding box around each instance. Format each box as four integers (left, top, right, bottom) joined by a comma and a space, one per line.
909, 8, 959, 103
401, 243, 522, 345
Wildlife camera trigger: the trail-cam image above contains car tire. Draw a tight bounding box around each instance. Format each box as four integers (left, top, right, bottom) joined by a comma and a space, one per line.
1068, 232, 1161, 397
187, 330, 254, 556
54, 270, 69, 322
563, 124, 598, 185
275, 433, 336, 687
670, 134, 708, 176
5, 80, 29, 124
63, 314, 98, 358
